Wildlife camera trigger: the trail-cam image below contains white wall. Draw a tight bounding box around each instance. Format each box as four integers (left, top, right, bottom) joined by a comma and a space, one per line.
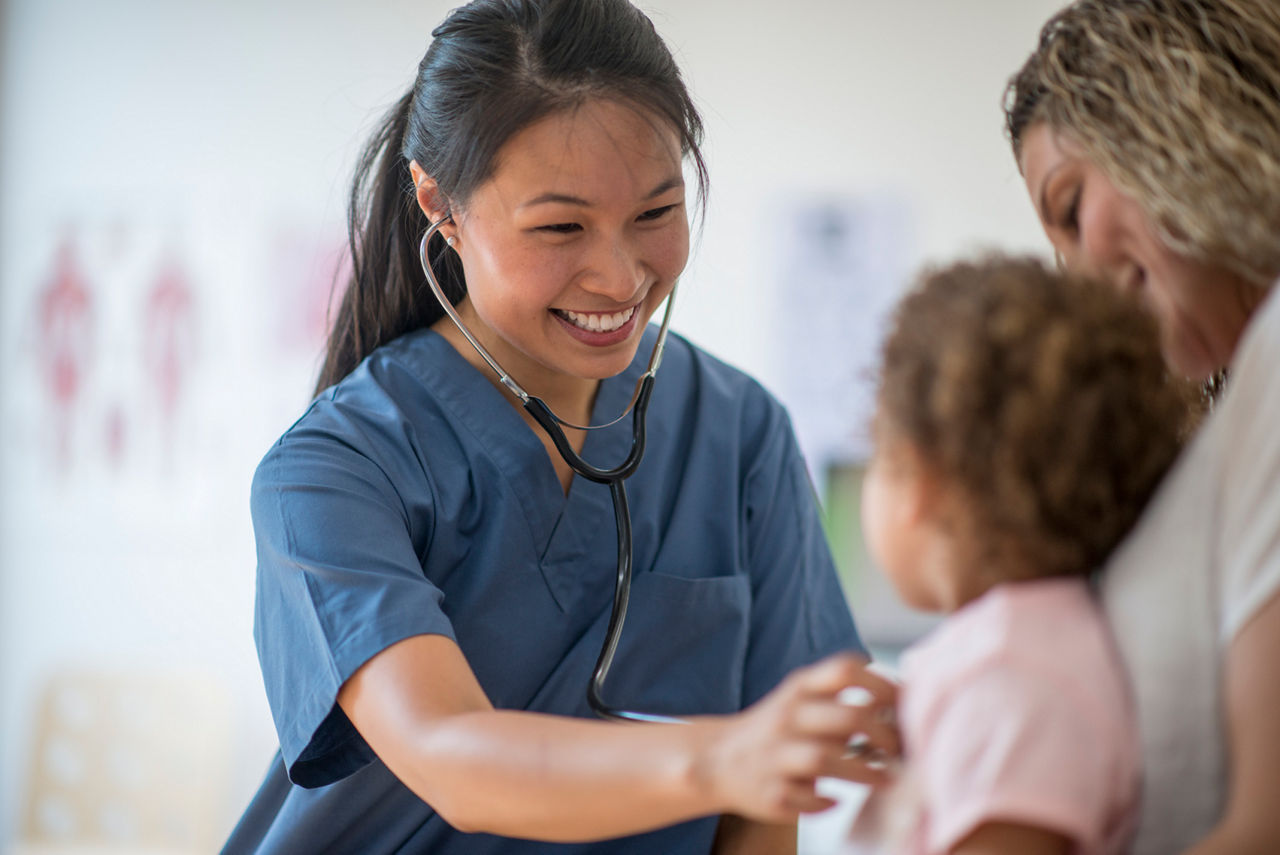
0, 0, 1063, 849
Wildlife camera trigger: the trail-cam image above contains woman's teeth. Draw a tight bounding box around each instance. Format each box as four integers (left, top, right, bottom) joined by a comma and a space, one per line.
558, 306, 636, 333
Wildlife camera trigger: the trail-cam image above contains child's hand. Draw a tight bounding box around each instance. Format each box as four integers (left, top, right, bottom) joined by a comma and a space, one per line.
699, 652, 900, 823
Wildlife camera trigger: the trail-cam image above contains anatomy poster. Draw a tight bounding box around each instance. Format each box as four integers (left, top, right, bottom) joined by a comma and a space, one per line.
142, 256, 199, 465
19, 223, 207, 479
33, 238, 96, 474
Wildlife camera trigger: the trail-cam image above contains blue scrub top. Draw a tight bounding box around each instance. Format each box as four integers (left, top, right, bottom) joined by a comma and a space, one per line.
223, 324, 863, 854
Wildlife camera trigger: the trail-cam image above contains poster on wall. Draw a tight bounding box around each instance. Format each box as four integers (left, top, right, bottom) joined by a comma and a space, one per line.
772, 193, 915, 480
770, 193, 940, 651
21, 223, 205, 480
13, 218, 345, 486
34, 237, 96, 475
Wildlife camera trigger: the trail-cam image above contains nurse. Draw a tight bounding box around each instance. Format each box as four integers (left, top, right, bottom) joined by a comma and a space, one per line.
222, 1, 890, 853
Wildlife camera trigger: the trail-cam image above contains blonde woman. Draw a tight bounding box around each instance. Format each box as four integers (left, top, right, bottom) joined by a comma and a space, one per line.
1005, 1, 1280, 853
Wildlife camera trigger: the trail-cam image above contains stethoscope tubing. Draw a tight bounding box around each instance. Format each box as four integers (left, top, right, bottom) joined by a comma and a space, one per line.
418, 216, 684, 725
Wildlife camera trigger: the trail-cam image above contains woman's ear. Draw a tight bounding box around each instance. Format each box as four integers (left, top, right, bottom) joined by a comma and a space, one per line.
408, 160, 451, 224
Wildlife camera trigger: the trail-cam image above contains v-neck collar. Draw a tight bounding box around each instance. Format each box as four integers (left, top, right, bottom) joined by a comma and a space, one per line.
407, 328, 653, 610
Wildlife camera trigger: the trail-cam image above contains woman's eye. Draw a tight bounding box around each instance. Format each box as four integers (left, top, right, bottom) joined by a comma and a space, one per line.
637, 204, 678, 222
538, 222, 582, 234
1059, 189, 1081, 233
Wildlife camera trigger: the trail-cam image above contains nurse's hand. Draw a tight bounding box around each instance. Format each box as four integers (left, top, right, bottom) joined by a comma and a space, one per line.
702, 652, 899, 822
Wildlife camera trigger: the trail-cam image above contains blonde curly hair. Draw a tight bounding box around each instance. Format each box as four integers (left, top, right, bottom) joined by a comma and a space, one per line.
1005, 0, 1280, 285
877, 256, 1192, 580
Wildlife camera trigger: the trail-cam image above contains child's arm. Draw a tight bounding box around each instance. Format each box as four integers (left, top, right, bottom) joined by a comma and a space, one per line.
950, 821, 1070, 854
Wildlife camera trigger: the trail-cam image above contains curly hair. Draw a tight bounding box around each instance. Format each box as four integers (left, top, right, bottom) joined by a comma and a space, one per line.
876, 256, 1193, 580
1004, 0, 1280, 286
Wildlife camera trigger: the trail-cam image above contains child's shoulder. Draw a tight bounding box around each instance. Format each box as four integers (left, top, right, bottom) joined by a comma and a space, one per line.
903, 577, 1130, 735
911, 578, 1101, 670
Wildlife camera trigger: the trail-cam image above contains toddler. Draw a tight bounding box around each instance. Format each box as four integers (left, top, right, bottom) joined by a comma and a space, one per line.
847, 257, 1192, 854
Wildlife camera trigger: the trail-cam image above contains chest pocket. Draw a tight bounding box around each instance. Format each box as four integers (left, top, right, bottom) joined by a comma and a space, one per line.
517, 569, 751, 718
601, 569, 752, 716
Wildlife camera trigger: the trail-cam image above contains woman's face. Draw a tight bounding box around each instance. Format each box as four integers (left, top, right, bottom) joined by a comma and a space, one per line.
425, 99, 689, 392
1019, 123, 1259, 379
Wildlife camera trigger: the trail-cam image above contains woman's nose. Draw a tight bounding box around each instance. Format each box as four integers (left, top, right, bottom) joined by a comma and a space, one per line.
1074, 195, 1141, 292
582, 237, 647, 301
1063, 242, 1125, 293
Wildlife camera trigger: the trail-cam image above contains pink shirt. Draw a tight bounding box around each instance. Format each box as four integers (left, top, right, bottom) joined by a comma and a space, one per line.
847, 578, 1139, 854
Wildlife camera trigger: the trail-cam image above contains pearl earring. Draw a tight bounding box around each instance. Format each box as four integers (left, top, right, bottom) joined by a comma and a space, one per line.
445, 235, 456, 248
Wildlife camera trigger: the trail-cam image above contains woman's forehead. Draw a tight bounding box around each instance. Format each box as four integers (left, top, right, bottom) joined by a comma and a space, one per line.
481, 100, 684, 203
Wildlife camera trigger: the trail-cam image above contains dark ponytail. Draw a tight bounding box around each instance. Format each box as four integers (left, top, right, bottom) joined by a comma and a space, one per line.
314, 90, 464, 394
315, 0, 707, 395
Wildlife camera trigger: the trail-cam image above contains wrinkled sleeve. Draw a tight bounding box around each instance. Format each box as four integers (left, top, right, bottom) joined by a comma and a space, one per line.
915, 664, 1117, 853
251, 415, 455, 789
739, 399, 864, 707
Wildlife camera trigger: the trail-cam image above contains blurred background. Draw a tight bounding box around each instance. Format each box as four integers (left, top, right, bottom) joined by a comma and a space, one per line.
0, 0, 1064, 851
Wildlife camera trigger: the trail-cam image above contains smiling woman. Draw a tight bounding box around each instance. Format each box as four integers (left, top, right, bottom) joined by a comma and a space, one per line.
410, 99, 690, 434
1005, 2, 1280, 852
1005, 0, 1280, 379
220, 2, 887, 854
1015, 125, 1265, 381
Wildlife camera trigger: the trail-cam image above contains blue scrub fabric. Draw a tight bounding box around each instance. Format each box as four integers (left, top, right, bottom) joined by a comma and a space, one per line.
223, 324, 863, 854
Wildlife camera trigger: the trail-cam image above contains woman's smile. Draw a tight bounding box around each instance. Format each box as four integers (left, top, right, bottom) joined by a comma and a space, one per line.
551, 304, 644, 347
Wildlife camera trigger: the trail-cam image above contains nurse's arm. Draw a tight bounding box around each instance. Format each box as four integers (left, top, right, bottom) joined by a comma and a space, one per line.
1184, 592, 1280, 854
338, 634, 896, 842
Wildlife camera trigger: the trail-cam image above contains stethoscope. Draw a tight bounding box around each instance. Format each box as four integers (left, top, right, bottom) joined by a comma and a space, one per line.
418, 215, 683, 725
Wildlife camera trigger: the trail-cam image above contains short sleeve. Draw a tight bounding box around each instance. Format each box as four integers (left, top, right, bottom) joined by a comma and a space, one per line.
914, 663, 1119, 853
739, 399, 864, 706
251, 415, 456, 788
1216, 300, 1280, 642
